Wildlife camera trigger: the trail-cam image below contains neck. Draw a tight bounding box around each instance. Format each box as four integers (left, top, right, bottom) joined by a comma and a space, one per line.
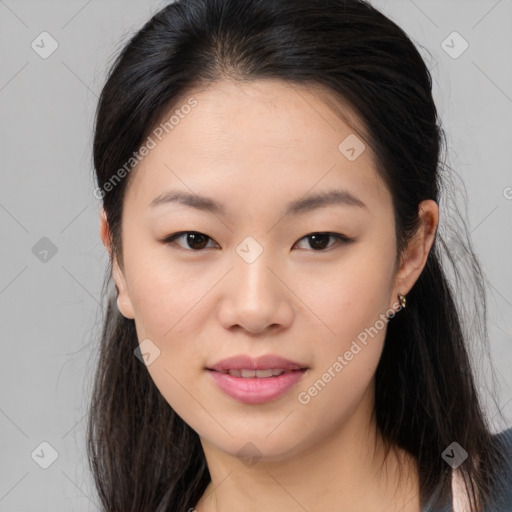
195, 385, 420, 512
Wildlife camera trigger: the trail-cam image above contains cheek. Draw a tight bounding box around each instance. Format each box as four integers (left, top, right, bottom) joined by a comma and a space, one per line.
292, 244, 394, 409
128, 266, 214, 435
144, 359, 218, 443
295, 285, 389, 439
296, 248, 395, 344
126, 252, 216, 339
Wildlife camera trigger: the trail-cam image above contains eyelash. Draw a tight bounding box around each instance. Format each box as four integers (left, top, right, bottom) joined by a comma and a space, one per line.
162, 231, 354, 252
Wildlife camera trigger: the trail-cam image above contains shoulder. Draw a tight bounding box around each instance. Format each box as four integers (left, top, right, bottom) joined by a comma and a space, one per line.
493, 426, 512, 448
484, 427, 512, 511
491, 426, 512, 467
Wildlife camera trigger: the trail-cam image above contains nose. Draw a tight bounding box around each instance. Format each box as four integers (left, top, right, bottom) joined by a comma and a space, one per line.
217, 248, 294, 335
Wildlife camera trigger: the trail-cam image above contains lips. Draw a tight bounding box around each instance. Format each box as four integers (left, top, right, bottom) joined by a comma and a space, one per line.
222, 368, 287, 378
206, 354, 308, 404
206, 354, 307, 372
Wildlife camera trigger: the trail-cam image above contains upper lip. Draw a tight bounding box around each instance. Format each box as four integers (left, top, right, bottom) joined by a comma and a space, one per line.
207, 355, 307, 372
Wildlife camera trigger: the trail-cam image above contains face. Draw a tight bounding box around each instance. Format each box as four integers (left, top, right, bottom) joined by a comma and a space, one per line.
101, 79, 435, 462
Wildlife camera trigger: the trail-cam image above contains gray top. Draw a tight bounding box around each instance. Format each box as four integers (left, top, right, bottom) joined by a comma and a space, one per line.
483, 427, 512, 511
423, 427, 512, 511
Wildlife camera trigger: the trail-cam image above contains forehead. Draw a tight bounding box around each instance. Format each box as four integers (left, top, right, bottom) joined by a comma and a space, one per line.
162, 78, 367, 151
125, 78, 391, 218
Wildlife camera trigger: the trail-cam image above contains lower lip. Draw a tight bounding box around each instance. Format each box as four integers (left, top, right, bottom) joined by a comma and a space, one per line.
207, 370, 307, 404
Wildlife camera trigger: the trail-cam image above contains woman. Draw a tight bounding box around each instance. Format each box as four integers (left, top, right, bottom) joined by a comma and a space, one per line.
87, 0, 512, 510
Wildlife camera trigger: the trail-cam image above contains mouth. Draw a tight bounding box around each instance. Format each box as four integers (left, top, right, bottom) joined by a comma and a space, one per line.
207, 368, 305, 378
205, 356, 309, 404
206, 354, 308, 373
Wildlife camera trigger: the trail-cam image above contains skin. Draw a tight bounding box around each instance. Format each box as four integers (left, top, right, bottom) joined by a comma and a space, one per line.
99, 78, 438, 512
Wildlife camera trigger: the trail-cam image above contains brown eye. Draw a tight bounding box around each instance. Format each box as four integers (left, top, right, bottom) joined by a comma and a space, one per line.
163, 231, 353, 252
293, 232, 353, 251
164, 231, 218, 251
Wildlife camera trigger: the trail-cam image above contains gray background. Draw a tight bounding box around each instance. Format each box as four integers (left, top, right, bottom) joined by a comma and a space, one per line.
0, 0, 511, 510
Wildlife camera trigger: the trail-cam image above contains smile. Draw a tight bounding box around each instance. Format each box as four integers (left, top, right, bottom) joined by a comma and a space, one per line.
206, 368, 307, 404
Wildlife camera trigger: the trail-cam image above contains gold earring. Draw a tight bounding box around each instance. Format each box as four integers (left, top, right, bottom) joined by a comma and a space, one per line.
398, 293, 407, 309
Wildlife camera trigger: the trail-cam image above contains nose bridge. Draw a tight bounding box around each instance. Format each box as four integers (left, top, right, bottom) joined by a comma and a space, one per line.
233, 234, 279, 301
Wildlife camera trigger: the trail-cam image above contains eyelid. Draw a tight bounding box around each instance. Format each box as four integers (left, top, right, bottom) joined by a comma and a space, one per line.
162, 231, 219, 251
162, 231, 354, 252
292, 232, 354, 252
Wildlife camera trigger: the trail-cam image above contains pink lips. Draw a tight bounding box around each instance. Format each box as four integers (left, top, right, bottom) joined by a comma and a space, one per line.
206, 355, 308, 405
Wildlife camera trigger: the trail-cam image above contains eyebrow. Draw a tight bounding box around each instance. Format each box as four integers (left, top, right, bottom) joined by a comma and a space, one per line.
149, 189, 367, 216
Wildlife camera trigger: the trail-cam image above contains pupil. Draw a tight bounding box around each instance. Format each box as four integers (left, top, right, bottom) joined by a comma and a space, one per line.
188, 233, 208, 250
185, 233, 330, 250
309, 233, 329, 250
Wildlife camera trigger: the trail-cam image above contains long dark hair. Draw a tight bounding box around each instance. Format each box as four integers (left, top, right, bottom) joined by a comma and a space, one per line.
87, 0, 508, 510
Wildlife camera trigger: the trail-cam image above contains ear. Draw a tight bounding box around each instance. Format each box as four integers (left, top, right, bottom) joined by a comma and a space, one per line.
99, 208, 135, 319
390, 199, 439, 310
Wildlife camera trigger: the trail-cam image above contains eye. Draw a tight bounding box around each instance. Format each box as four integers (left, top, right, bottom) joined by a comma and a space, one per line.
163, 231, 219, 251
162, 231, 354, 252
293, 232, 353, 251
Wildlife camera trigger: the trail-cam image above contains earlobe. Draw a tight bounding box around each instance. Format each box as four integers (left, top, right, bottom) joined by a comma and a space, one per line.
99, 208, 135, 319
112, 251, 136, 320
391, 199, 439, 305
116, 291, 136, 319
